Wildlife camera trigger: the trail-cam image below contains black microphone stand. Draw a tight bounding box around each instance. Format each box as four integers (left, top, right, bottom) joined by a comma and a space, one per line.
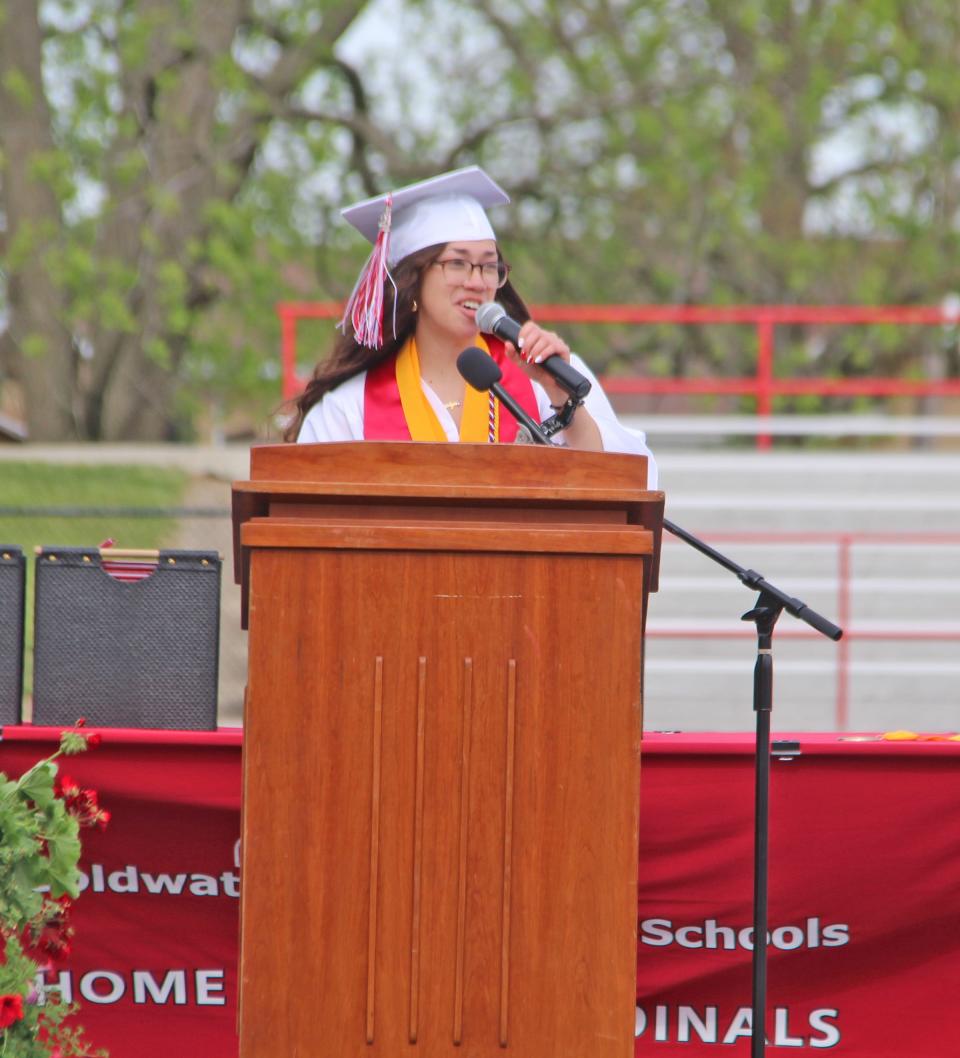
457, 353, 843, 1050
662, 517, 842, 1056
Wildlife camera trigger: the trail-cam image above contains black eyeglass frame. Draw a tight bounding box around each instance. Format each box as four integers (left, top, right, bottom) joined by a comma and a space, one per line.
431, 257, 511, 289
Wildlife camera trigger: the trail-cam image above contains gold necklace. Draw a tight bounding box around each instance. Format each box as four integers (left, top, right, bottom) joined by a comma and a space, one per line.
443, 399, 463, 410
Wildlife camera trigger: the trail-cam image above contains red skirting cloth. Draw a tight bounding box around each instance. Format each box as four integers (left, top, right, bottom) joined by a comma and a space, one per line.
1, 728, 956, 1057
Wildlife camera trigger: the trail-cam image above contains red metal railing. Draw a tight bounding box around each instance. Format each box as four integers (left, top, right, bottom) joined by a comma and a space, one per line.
278, 302, 960, 430
278, 303, 959, 726
649, 531, 960, 730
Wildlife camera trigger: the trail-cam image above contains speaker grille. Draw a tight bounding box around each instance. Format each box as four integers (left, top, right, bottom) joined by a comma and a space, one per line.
32, 548, 221, 730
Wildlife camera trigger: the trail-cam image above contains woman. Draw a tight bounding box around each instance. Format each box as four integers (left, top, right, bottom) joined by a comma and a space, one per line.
286, 167, 657, 482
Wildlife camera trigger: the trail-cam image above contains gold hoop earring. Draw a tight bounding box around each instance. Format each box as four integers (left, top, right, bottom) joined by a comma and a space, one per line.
412, 300, 418, 312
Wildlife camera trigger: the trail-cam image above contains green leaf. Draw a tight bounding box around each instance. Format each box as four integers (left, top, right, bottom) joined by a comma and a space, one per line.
47, 863, 82, 899
16, 760, 57, 807
1, 67, 34, 108
59, 729, 91, 756
145, 336, 173, 368
96, 288, 138, 332
46, 842, 82, 895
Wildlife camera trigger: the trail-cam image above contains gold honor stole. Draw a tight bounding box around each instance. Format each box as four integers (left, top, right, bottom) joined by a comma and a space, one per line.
362, 335, 539, 443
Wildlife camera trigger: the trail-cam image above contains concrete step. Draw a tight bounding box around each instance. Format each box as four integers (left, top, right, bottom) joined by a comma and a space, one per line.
655, 451, 960, 487
655, 552, 960, 579
665, 505, 960, 533
643, 655, 959, 733
656, 453, 960, 533
627, 414, 960, 442
650, 581, 960, 623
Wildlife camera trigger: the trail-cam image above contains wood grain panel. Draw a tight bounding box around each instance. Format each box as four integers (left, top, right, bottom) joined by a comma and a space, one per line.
409, 657, 427, 1043
269, 503, 630, 525
453, 659, 473, 1045
232, 442, 663, 598
366, 657, 384, 1043
241, 519, 653, 557
237, 456, 654, 1058
500, 660, 517, 1047
247, 439, 651, 493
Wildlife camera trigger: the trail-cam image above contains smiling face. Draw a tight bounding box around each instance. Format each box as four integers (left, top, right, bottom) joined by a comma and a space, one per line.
416, 239, 500, 345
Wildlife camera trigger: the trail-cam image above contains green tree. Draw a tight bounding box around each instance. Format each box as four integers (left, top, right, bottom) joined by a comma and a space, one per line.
4, 0, 960, 438
0, 0, 372, 440
353, 0, 960, 394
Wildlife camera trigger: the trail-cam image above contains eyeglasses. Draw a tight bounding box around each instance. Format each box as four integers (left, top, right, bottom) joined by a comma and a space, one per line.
432, 258, 511, 288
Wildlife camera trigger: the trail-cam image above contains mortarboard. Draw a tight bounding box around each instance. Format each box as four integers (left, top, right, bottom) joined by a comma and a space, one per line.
342, 166, 509, 265
340, 166, 510, 348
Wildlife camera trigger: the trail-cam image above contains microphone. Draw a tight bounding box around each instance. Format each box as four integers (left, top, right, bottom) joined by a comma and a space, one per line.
475, 302, 592, 400
456, 347, 552, 445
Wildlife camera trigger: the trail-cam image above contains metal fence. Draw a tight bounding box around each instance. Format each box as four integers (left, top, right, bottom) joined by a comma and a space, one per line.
278, 301, 960, 449
650, 529, 960, 730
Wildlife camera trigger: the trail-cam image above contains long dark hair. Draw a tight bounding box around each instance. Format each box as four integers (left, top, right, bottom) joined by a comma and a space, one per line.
284, 242, 530, 441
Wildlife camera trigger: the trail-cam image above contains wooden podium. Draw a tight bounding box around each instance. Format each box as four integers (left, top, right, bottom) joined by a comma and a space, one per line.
232, 442, 663, 1058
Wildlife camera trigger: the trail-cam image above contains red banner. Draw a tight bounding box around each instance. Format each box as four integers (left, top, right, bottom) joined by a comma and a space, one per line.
1, 729, 957, 1057
0, 729, 240, 1058
634, 734, 960, 1055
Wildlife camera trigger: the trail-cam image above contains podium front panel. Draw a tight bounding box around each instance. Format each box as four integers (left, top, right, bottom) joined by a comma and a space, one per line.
239, 524, 648, 1058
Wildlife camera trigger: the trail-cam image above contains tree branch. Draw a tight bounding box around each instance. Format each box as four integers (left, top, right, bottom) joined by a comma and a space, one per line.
470, 1, 541, 72
810, 155, 916, 196
328, 57, 379, 196
252, 0, 368, 100
0, 327, 18, 380
281, 101, 410, 175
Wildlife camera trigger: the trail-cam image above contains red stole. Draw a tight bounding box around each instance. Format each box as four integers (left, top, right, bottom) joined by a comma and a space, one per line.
363, 336, 540, 442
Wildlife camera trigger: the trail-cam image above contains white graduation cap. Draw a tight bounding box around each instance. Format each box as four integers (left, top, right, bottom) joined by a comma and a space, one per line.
339, 167, 510, 348
342, 166, 510, 266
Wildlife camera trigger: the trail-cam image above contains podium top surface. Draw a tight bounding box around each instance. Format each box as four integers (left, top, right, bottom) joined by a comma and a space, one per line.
239, 441, 657, 501
231, 443, 664, 607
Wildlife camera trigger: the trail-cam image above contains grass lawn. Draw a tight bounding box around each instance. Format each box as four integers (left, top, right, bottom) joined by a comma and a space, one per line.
0, 462, 190, 709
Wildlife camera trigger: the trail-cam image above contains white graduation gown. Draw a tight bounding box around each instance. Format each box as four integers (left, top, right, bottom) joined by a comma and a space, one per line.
297, 353, 658, 487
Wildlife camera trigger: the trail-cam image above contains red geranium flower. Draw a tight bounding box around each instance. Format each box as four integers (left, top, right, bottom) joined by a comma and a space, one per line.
0, 993, 24, 1029
55, 781, 108, 829
22, 897, 76, 966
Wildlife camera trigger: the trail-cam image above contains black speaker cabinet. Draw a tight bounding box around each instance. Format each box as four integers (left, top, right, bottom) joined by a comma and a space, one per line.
32, 548, 221, 730
0, 546, 25, 724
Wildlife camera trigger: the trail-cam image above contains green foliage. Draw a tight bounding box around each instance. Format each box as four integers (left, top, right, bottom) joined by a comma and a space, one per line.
1, 0, 359, 439
0, 730, 108, 1056
26, 149, 75, 204
19, 334, 48, 360
1, 68, 33, 109
2, 0, 960, 437
5, 220, 58, 273
365, 0, 960, 405
0, 761, 79, 915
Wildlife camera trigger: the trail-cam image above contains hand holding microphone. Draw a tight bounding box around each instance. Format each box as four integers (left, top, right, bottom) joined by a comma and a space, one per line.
455, 347, 552, 445
475, 302, 592, 401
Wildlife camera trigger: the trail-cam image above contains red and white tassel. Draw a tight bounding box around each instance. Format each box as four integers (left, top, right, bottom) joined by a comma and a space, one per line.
340, 194, 397, 348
